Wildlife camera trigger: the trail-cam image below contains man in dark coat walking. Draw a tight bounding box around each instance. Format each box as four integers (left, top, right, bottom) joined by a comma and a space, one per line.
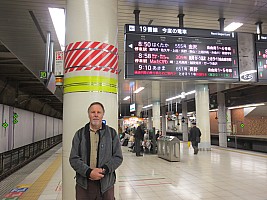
134, 125, 144, 156
189, 122, 202, 154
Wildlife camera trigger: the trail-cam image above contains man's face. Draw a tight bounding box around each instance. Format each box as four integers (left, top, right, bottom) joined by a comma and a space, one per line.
88, 104, 104, 128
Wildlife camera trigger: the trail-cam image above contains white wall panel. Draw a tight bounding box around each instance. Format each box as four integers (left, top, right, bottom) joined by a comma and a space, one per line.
13, 108, 34, 149
1, 103, 62, 153
53, 118, 59, 136
46, 116, 54, 138
0, 104, 10, 153
34, 113, 46, 142
59, 119, 63, 135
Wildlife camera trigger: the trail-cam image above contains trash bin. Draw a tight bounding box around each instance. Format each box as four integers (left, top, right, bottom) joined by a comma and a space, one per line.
157, 136, 180, 162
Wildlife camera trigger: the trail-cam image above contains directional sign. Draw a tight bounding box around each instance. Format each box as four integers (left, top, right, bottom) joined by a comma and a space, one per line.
13, 113, 18, 124
40, 71, 48, 79
2, 121, 8, 128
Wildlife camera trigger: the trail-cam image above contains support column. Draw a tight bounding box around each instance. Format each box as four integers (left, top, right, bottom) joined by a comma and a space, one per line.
147, 110, 152, 130
195, 84, 211, 150
152, 102, 161, 131
217, 91, 227, 147
152, 81, 161, 131
63, 0, 118, 199
136, 104, 143, 118
226, 109, 232, 135
182, 101, 188, 141
161, 106, 167, 136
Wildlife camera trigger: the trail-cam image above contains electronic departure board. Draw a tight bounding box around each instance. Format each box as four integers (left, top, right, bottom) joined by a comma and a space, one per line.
124, 24, 239, 81
255, 34, 267, 82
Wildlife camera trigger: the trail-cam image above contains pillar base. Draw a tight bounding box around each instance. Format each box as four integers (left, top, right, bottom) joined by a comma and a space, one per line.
198, 142, 211, 151
219, 132, 227, 147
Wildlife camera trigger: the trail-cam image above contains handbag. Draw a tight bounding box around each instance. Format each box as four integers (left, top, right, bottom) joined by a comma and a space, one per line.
187, 141, 191, 147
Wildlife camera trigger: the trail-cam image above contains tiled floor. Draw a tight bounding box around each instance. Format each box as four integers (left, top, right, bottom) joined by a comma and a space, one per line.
2, 143, 267, 200
118, 144, 267, 200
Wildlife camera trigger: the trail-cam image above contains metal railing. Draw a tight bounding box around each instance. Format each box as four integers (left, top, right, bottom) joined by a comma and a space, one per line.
0, 134, 62, 181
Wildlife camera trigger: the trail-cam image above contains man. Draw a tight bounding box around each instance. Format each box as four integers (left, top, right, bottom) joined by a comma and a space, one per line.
69, 102, 123, 200
189, 122, 202, 154
134, 125, 144, 156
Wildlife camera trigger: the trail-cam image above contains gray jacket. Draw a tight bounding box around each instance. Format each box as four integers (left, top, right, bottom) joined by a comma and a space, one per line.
69, 123, 123, 193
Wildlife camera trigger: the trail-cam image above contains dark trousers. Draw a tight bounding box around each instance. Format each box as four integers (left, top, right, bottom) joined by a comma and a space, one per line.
76, 180, 114, 200
135, 138, 141, 156
192, 141, 199, 154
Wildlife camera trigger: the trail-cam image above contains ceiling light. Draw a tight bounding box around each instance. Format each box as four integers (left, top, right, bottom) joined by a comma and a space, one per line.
228, 103, 265, 110
185, 90, 196, 96
142, 104, 153, 109
133, 87, 144, 94
49, 8, 66, 51
166, 95, 181, 102
224, 22, 243, 32
123, 96, 130, 100
166, 90, 196, 102
209, 109, 218, 112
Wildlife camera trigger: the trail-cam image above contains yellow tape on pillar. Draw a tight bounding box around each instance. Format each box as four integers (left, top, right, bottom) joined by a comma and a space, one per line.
64, 76, 118, 94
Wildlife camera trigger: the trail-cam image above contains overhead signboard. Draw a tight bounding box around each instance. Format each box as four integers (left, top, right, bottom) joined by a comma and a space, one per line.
130, 103, 136, 112
124, 24, 239, 81
255, 34, 267, 82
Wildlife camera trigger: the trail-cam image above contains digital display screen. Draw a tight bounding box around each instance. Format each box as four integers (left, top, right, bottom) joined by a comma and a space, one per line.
255, 34, 267, 82
124, 24, 239, 81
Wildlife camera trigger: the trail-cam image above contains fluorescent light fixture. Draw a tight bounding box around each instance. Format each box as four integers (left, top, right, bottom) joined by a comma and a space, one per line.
166, 95, 181, 102
224, 22, 243, 32
49, 8, 66, 51
133, 87, 144, 94
166, 90, 196, 102
209, 109, 218, 112
187, 112, 194, 116
123, 96, 130, 100
181, 92, 185, 99
142, 104, 153, 109
185, 90, 196, 96
228, 103, 265, 110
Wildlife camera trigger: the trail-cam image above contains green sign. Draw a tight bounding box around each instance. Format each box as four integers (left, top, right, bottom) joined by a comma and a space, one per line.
13, 113, 18, 124
240, 123, 245, 128
40, 71, 47, 79
2, 121, 8, 128
13, 113, 18, 119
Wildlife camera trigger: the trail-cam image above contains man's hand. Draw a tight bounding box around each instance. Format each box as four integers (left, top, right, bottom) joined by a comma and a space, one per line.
89, 168, 105, 180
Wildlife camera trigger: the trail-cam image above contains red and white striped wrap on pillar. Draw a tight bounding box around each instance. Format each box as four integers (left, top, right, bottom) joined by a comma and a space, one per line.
64, 41, 118, 74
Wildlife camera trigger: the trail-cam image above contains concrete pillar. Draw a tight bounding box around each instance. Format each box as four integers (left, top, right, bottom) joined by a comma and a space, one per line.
147, 110, 152, 130
152, 81, 161, 131
152, 102, 161, 131
161, 106, 166, 135
226, 109, 232, 135
195, 84, 211, 150
217, 91, 227, 147
63, 0, 118, 199
182, 101, 188, 141
136, 104, 143, 118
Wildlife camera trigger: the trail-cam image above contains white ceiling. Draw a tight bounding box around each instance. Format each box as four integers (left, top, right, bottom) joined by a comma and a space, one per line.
1, 0, 267, 114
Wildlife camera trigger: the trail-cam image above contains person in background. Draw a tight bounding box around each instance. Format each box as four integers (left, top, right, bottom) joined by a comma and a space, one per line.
155, 130, 160, 140
189, 122, 202, 155
69, 102, 123, 200
134, 124, 144, 156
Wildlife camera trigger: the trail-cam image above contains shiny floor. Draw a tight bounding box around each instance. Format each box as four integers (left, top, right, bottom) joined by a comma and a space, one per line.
119, 145, 267, 200
2, 143, 267, 200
